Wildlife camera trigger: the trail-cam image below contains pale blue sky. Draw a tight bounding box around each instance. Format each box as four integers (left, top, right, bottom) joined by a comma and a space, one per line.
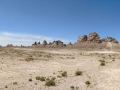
0, 0, 120, 46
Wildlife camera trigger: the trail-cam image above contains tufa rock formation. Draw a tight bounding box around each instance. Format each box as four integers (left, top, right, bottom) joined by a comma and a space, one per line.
31, 40, 65, 48
53, 40, 63, 46
31, 32, 119, 49
6, 44, 13, 47
87, 32, 101, 43
69, 42, 72, 45
32, 41, 37, 46
77, 32, 118, 43
101, 37, 118, 43
49, 42, 52, 45
77, 35, 87, 43
38, 42, 40, 44
42, 40, 47, 45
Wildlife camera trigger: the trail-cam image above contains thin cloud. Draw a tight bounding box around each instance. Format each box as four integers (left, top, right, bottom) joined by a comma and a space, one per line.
0, 32, 73, 46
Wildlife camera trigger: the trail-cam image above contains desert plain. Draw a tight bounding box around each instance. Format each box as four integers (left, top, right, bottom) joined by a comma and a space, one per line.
0, 47, 120, 90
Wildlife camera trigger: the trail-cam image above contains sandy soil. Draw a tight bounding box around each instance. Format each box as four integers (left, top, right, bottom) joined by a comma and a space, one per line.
0, 47, 120, 90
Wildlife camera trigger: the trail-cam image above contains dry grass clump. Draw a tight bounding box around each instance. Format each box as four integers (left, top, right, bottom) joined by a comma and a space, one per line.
25, 57, 34, 62
85, 81, 91, 86
45, 77, 56, 87
75, 70, 83, 76
29, 79, 32, 82
61, 71, 67, 77
45, 79, 55, 87
70, 86, 75, 90
5, 85, 8, 88
99, 60, 105, 66
13, 82, 17, 85
70, 86, 79, 90
36, 76, 46, 82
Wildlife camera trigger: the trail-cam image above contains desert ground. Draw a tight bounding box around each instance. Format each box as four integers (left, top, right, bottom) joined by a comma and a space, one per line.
0, 47, 120, 90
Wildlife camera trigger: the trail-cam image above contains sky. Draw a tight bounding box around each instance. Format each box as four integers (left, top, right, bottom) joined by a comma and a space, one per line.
0, 0, 120, 46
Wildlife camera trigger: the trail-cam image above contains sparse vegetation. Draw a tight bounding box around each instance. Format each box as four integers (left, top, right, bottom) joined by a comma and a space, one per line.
25, 57, 34, 62
75, 70, 83, 76
85, 81, 91, 86
61, 71, 67, 77
99, 60, 105, 66
51, 77, 56, 81
70, 86, 75, 90
29, 79, 32, 82
36, 76, 45, 82
57, 75, 62, 78
100, 61, 105, 66
70, 86, 79, 90
1, 44, 120, 90
45, 80, 55, 87
46, 77, 50, 81
35, 82, 37, 85
5, 85, 8, 88
13, 82, 17, 85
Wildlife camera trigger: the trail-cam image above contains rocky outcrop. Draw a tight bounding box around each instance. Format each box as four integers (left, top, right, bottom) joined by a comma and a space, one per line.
87, 32, 101, 43
42, 40, 47, 45
32, 41, 37, 46
31, 40, 65, 47
102, 37, 118, 43
38, 42, 40, 44
77, 35, 87, 43
49, 42, 52, 45
53, 40, 63, 45
77, 32, 101, 43
69, 42, 72, 45
31, 32, 119, 49
77, 32, 118, 44
7, 44, 13, 47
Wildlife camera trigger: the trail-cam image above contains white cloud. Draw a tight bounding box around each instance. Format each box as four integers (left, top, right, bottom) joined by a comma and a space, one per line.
0, 31, 73, 46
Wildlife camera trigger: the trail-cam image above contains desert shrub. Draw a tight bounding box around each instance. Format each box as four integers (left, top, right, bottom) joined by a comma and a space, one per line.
46, 77, 50, 81
112, 59, 115, 62
99, 60, 105, 62
36, 76, 45, 82
29, 55, 32, 57
70, 86, 75, 90
35, 82, 37, 85
100, 61, 105, 66
70, 86, 79, 90
36, 76, 41, 80
75, 70, 83, 76
38, 54, 42, 57
99, 60, 105, 66
57, 75, 62, 78
13, 82, 17, 85
45, 80, 55, 87
25, 57, 34, 62
5, 85, 8, 88
51, 77, 56, 81
29, 79, 32, 82
61, 71, 67, 77
85, 81, 91, 86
